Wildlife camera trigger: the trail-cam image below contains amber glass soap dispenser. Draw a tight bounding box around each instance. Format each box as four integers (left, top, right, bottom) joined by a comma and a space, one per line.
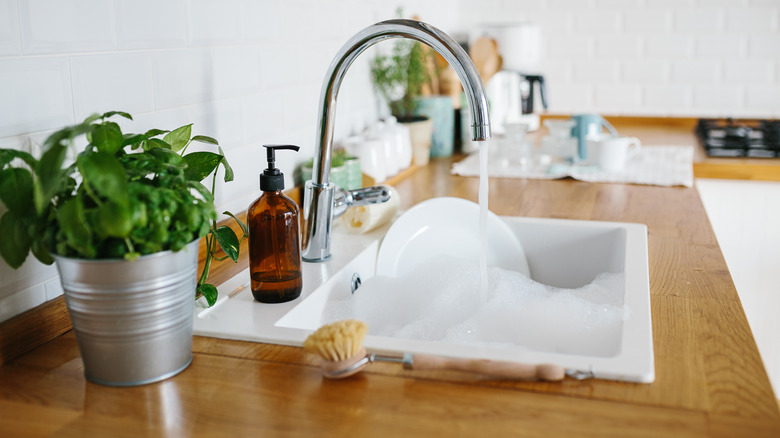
248, 145, 302, 303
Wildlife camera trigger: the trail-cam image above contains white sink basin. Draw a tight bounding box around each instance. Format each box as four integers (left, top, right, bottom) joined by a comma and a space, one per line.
194, 215, 653, 383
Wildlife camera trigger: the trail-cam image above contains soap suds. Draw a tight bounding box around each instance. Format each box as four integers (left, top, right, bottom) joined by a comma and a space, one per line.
322, 256, 627, 357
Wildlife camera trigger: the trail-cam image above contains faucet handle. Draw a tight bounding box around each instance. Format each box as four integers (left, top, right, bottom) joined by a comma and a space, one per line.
332, 186, 392, 218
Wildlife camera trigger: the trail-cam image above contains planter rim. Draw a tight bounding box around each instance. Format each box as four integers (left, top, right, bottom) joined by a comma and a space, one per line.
51, 238, 199, 265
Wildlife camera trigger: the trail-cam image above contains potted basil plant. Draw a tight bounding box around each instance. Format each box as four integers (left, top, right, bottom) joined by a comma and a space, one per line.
0, 111, 247, 386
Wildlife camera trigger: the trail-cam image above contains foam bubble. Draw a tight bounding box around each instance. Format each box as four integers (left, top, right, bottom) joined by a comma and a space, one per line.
322, 256, 627, 357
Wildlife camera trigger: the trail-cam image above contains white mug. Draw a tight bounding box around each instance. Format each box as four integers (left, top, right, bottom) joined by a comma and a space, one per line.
587, 136, 641, 172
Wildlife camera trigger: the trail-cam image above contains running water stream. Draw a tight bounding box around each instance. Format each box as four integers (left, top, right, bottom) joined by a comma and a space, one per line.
478, 140, 489, 303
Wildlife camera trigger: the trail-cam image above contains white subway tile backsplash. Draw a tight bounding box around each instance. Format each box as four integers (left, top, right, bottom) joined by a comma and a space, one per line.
674, 9, 724, 32
574, 11, 620, 34
546, 83, 593, 112
188, 0, 240, 46
212, 46, 262, 99
693, 85, 742, 110
723, 59, 774, 83
115, 0, 187, 50
238, 0, 281, 41
595, 35, 641, 58
594, 83, 641, 109
623, 10, 672, 33
0, 57, 73, 138
749, 35, 780, 57
19, 0, 115, 54
0, 0, 21, 55
151, 49, 214, 109
547, 0, 592, 10
725, 8, 778, 32
259, 44, 302, 89
696, 35, 746, 57
746, 85, 780, 110
573, 60, 619, 83
672, 59, 720, 82
547, 35, 593, 59
622, 60, 669, 83
643, 84, 691, 109
70, 53, 155, 121
645, 35, 693, 58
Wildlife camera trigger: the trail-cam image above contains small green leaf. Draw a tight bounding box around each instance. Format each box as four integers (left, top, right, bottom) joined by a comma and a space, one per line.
148, 147, 184, 166
122, 133, 146, 148
144, 138, 171, 150
0, 149, 37, 169
90, 122, 124, 155
77, 151, 128, 202
198, 283, 219, 307
192, 135, 218, 145
218, 147, 234, 182
187, 181, 214, 203
0, 211, 32, 269
101, 111, 133, 121
82, 113, 102, 125
0, 168, 33, 213
144, 128, 168, 138
34, 143, 67, 214
163, 124, 192, 152
30, 237, 54, 265
57, 196, 92, 257
214, 225, 240, 262
224, 211, 248, 237
182, 151, 222, 182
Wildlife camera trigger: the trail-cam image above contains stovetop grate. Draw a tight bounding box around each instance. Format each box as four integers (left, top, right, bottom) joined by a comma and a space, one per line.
697, 118, 780, 158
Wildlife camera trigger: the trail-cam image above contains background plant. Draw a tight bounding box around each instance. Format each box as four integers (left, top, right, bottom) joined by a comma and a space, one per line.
0, 111, 246, 306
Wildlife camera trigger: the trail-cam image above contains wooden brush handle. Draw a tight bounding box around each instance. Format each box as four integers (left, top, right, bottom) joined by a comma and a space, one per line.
410, 354, 565, 381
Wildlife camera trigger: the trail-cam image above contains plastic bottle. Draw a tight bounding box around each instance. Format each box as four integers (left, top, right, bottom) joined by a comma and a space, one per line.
247, 145, 302, 303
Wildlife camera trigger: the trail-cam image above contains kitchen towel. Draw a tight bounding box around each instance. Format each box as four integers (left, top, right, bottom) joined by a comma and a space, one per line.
451, 145, 694, 187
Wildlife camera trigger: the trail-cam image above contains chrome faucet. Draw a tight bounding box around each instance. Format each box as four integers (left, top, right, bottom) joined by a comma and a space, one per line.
302, 19, 492, 262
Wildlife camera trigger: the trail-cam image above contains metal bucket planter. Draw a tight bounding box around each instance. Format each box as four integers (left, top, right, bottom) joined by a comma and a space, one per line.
54, 240, 199, 387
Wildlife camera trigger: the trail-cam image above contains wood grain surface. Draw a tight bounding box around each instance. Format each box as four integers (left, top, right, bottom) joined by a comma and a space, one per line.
1, 118, 779, 436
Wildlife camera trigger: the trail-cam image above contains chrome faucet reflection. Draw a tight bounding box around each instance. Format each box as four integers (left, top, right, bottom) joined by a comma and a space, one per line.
302, 19, 492, 262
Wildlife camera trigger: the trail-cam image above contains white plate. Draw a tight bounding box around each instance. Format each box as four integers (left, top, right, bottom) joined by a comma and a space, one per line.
376, 197, 530, 277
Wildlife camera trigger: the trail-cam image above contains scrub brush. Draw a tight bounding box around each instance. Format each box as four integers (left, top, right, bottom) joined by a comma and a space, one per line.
303, 319, 566, 381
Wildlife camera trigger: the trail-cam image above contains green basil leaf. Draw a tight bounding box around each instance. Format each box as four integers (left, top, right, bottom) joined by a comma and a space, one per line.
77, 151, 128, 203
90, 122, 124, 155
144, 138, 171, 151
122, 133, 146, 148
214, 225, 240, 262
34, 143, 67, 214
101, 111, 133, 121
182, 151, 222, 182
57, 196, 92, 257
198, 283, 219, 307
0, 168, 33, 214
82, 113, 102, 125
148, 147, 184, 166
223, 211, 248, 237
31, 237, 54, 265
0, 149, 37, 168
144, 128, 168, 138
163, 124, 192, 152
0, 211, 32, 269
192, 135, 218, 145
218, 147, 234, 182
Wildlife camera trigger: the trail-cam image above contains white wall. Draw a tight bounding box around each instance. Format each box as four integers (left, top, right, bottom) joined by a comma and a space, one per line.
461, 0, 780, 118
0, 0, 460, 322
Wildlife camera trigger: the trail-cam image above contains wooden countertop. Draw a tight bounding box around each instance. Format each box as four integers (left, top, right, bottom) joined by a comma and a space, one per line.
1, 118, 779, 437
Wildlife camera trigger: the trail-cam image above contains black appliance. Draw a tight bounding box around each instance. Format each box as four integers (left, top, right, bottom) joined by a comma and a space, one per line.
697, 118, 780, 158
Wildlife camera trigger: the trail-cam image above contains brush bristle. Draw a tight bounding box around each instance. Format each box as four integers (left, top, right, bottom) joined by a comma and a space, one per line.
303, 319, 368, 362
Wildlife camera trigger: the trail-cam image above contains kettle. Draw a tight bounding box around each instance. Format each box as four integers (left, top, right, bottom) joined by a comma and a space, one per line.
486, 70, 548, 133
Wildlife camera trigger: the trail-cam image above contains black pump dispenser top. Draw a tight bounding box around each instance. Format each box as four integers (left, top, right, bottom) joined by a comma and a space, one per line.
260, 144, 299, 192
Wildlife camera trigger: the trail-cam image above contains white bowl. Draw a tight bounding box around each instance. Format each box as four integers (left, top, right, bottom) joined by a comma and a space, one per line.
376, 197, 530, 277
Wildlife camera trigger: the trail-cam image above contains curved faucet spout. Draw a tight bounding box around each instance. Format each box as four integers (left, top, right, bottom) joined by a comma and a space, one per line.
302, 19, 492, 262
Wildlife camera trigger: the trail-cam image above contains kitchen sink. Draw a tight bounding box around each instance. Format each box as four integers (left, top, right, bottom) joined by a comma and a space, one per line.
194, 215, 653, 383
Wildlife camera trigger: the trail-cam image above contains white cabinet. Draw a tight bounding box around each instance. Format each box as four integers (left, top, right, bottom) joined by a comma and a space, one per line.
696, 178, 780, 397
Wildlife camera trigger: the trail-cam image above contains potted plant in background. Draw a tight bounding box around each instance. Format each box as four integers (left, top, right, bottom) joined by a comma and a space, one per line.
371, 31, 436, 166
0, 111, 247, 386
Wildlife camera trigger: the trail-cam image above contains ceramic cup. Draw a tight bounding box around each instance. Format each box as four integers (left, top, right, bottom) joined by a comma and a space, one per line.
587, 136, 641, 172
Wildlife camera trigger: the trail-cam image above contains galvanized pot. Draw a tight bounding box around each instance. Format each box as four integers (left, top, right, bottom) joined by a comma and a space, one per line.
54, 240, 199, 387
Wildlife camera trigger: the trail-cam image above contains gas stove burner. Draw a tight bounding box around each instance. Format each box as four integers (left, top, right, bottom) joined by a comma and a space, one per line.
697, 118, 780, 158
